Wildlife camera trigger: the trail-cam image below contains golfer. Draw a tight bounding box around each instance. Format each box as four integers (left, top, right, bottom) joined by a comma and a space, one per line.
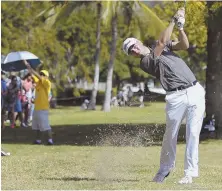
122, 8, 205, 184
23, 60, 53, 145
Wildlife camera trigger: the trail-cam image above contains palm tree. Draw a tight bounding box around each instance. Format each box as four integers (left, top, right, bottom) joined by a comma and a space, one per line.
87, 2, 102, 110
102, 1, 166, 112
40, 1, 169, 112
38, 2, 102, 110
102, 3, 118, 112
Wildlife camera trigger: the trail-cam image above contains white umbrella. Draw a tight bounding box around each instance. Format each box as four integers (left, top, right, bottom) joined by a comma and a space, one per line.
1, 55, 6, 64
1, 51, 41, 72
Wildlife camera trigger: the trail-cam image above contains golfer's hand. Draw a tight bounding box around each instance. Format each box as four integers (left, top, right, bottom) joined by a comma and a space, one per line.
172, 7, 185, 22
175, 7, 185, 18
177, 16, 185, 30
173, 8, 185, 30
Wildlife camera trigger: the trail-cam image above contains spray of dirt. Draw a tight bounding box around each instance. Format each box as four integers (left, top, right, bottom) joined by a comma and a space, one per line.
92, 123, 163, 181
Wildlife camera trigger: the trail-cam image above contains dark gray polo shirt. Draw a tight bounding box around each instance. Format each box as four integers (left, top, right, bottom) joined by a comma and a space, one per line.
140, 41, 196, 91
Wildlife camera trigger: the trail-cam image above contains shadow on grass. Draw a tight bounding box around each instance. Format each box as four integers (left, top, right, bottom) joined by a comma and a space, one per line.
47, 177, 97, 181
1, 123, 187, 146
46, 176, 139, 182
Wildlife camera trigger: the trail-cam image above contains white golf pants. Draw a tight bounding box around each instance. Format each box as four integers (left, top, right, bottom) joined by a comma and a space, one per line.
159, 83, 205, 177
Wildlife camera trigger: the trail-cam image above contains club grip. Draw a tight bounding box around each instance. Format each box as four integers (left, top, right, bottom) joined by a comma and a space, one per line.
177, 22, 183, 28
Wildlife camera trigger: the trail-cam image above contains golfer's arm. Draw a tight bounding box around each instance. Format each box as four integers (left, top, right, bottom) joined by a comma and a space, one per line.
154, 21, 175, 56
172, 30, 189, 50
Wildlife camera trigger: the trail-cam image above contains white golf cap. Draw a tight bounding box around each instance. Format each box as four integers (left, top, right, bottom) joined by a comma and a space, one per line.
122, 37, 138, 55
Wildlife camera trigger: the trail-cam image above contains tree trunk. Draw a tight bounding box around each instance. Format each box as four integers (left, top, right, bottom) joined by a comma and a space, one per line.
206, 2, 222, 138
102, 13, 117, 112
88, 2, 102, 110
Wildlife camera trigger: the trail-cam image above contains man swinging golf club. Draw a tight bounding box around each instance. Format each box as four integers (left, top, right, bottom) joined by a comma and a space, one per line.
122, 8, 205, 184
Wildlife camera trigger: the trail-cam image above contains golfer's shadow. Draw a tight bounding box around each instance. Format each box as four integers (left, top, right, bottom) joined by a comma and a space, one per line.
47, 176, 139, 182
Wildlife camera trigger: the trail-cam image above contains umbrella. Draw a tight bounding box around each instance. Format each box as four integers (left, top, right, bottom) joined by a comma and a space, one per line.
1, 55, 6, 64
1, 51, 41, 72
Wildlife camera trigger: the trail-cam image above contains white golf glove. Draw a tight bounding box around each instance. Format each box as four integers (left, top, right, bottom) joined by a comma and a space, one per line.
177, 16, 185, 30
172, 8, 185, 30
176, 8, 185, 18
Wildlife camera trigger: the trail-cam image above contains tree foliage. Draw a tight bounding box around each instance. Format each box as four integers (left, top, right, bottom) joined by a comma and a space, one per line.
2, 1, 216, 96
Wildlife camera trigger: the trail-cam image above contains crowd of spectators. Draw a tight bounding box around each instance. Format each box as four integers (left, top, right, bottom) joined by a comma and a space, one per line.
1, 70, 52, 130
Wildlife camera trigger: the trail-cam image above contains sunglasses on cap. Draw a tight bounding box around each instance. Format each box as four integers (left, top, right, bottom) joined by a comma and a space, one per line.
40, 72, 46, 76
128, 44, 135, 55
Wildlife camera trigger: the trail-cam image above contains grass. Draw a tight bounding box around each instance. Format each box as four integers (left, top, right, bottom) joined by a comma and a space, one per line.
49, 102, 166, 125
2, 102, 222, 190
2, 141, 222, 190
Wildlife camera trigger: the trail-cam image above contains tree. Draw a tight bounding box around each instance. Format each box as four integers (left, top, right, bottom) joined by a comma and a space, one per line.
206, 2, 222, 138
102, 1, 166, 112
37, 1, 167, 110
1, 1, 68, 97
1, 1, 175, 107
1, 1, 50, 53
39, 1, 106, 107
88, 2, 102, 110
102, 3, 118, 112
37, 2, 100, 96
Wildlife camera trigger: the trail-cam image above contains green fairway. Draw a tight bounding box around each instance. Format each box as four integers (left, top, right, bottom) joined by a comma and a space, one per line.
2, 103, 222, 190
1, 141, 222, 190
49, 102, 166, 125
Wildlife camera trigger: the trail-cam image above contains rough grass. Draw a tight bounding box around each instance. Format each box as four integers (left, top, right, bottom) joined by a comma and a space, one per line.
2, 103, 222, 190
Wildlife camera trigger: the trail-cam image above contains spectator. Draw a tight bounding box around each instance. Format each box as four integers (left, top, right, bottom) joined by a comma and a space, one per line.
3, 75, 20, 128
144, 81, 151, 95
29, 81, 36, 122
111, 96, 118, 107
14, 75, 25, 127
22, 73, 33, 126
1, 71, 7, 130
1, 71, 7, 104
138, 88, 144, 108
81, 99, 89, 110
22, 73, 33, 92
48, 91, 52, 102
117, 90, 123, 105
127, 86, 134, 106
122, 87, 128, 106
23, 60, 53, 145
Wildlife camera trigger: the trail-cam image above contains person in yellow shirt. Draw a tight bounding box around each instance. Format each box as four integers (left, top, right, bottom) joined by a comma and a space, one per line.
23, 60, 53, 145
